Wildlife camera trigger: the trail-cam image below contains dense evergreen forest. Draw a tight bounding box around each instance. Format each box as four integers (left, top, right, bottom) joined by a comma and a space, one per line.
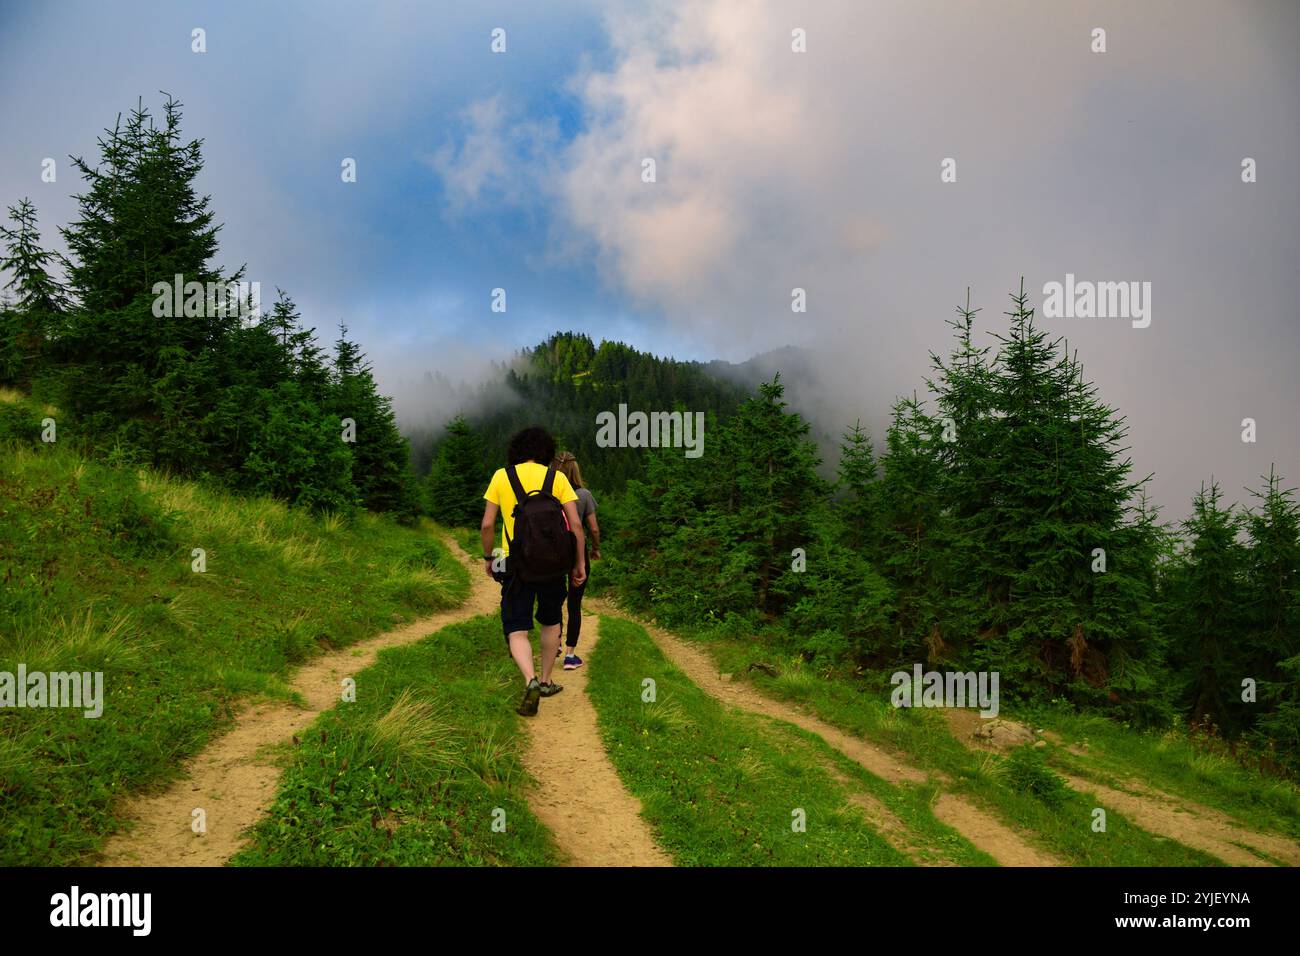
411, 330, 750, 498
599, 290, 1300, 773
0, 98, 418, 518
4, 97, 1296, 777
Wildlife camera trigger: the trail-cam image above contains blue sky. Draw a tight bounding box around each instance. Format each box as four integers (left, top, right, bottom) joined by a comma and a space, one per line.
2, 0, 1298, 515
0, 0, 690, 358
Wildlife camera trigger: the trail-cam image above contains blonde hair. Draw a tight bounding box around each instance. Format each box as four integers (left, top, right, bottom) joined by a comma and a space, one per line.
553, 452, 584, 489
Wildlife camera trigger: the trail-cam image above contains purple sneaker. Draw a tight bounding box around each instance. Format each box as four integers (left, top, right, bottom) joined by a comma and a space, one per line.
563, 654, 583, 670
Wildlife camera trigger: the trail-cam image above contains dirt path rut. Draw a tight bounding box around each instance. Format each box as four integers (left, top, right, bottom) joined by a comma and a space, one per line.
589, 598, 1061, 867
1059, 772, 1300, 867
99, 536, 495, 866
519, 615, 672, 867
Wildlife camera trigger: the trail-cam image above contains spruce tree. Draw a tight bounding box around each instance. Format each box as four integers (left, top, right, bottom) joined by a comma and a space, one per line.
613, 378, 825, 629
1243, 469, 1300, 674
717, 376, 829, 618
1105, 490, 1174, 726
783, 424, 895, 665
925, 290, 996, 661
328, 325, 418, 519
1241, 468, 1300, 745
203, 292, 300, 476
786, 496, 895, 665
57, 97, 232, 463
1166, 481, 1249, 733
0, 198, 67, 385
936, 282, 1159, 707
242, 380, 357, 513
835, 420, 880, 554
1255, 651, 1300, 773
875, 395, 951, 661
425, 415, 486, 526
61, 97, 224, 319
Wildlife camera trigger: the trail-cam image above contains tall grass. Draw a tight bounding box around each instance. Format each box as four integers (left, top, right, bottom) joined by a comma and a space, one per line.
233, 615, 555, 866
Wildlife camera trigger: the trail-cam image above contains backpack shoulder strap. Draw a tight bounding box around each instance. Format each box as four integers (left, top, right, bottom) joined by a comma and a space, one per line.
505, 464, 529, 505
541, 465, 557, 498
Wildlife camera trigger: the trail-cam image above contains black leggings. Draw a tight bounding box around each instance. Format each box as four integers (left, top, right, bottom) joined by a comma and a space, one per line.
565, 576, 588, 649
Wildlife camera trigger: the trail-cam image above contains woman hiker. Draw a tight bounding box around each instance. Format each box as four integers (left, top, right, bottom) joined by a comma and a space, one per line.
552, 451, 600, 670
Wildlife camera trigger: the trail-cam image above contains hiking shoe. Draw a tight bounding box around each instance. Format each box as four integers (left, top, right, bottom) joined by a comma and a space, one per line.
517, 678, 541, 716
538, 680, 564, 698
563, 654, 583, 670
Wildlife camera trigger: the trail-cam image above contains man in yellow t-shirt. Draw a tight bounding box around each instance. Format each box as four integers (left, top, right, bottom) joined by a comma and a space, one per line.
480, 426, 586, 717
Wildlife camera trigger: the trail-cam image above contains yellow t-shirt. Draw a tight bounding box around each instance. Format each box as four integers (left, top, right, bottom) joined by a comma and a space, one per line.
484, 462, 577, 555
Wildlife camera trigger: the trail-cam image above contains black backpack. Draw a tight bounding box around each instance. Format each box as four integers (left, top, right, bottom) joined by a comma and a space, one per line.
504, 464, 576, 583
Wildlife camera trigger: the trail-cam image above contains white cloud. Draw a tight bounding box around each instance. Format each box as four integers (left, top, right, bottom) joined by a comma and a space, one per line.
537, 0, 1300, 517
550, 0, 1282, 349
427, 96, 561, 215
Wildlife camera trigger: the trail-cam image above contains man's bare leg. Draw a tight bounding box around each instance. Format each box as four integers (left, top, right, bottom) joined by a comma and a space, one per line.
508, 631, 535, 684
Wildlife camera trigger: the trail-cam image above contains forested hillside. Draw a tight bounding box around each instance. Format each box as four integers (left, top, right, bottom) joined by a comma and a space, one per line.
604, 286, 1300, 775
412, 331, 749, 493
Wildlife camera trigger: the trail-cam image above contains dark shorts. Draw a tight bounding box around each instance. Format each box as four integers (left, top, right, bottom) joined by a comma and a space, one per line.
499, 573, 568, 640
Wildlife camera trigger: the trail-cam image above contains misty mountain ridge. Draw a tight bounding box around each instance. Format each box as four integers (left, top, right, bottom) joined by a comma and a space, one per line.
402, 334, 873, 487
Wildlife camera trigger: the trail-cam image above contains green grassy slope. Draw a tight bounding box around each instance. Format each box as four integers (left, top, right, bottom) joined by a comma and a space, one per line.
644, 617, 1290, 864
0, 390, 470, 864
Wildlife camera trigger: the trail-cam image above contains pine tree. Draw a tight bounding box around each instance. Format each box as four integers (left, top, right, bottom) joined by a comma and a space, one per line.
57, 97, 232, 462
835, 420, 880, 554
1241, 468, 1300, 746
933, 282, 1159, 706
61, 97, 224, 319
875, 395, 951, 661
202, 292, 300, 476
328, 325, 418, 519
425, 415, 486, 526
0, 199, 67, 386
241, 381, 357, 513
924, 290, 996, 661
718, 376, 829, 618
1166, 481, 1249, 733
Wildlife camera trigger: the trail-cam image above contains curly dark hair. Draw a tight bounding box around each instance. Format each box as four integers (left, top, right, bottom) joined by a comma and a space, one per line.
506, 425, 557, 466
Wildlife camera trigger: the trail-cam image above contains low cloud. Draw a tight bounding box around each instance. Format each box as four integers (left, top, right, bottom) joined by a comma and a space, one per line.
547, 0, 1300, 516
